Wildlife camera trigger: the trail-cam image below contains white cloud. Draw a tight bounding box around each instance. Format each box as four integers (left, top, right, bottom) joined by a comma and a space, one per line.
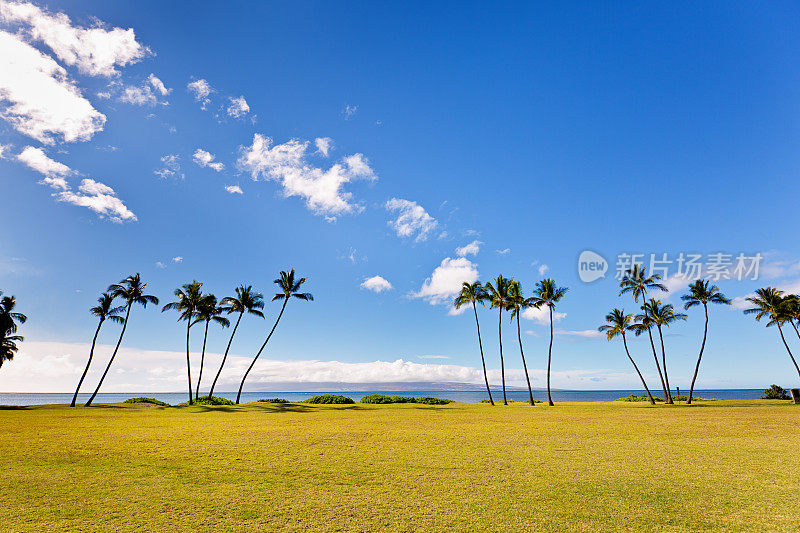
522, 305, 566, 325
385, 198, 438, 242
315, 137, 332, 157
148, 74, 170, 96
154, 154, 182, 179
227, 95, 249, 118
16, 146, 72, 190
496, 248, 511, 255
0, 30, 106, 144
413, 257, 478, 305
193, 148, 224, 171
172, 256, 182, 263
538, 264, 549, 276
237, 133, 377, 218
1, 341, 653, 392
56, 178, 136, 223
455, 240, 482, 257
119, 84, 156, 106
187, 78, 213, 109
225, 184, 243, 194
0, 1, 149, 77
361, 275, 393, 293
0, 142, 9, 158
342, 104, 357, 118
155, 261, 166, 269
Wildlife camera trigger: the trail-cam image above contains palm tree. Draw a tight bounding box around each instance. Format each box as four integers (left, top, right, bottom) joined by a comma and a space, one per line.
619, 266, 669, 403
71, 293, 124, 407
0, 334, 23, 369
236, 270, 313, 404
681, 280, 731, 404
744, 287, 800, 380
454, 281, 494, 406
484, 275, 513, 405
192, 295, 230, 400
506, 281, 535, 405
642, 298, 686, 404
598, 308, 655, 405
0, 291, 27, 343
85, 274, 158, 406
208, 285, 265, 399
782, 294, 800, 342
529, 278, 568, 406
162, 281, 205, 405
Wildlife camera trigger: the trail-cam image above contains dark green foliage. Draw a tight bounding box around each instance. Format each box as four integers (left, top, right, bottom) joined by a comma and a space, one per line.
761, 384, 790, 400
416, 396, 454, 405
360, 394, 417, 404
194, 395, 235, 405
258, 398, 289, 403
123, 397, 169, 406
304, 394, 354, 404
616, 394, 664, 402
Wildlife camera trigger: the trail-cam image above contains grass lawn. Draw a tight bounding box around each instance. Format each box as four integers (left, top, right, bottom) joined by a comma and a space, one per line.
1, 400, 798, 531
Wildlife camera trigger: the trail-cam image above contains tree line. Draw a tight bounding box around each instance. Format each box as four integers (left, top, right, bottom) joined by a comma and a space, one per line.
2, 265, 800, 405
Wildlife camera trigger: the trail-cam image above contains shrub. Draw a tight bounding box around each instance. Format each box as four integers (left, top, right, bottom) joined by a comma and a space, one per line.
258, 398, 289, 404
194, 395, 235, 406
615, 394, 663, 402
304, 394, 355, 404
361, 394, 417, 404
416, 396, 453, 405
761, 384, 790, 400
123, 397, 168, 406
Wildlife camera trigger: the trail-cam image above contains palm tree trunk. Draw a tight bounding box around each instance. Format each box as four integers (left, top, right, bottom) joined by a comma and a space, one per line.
622, 333, 655, 405
85, 305, 131, 406
185, 320, 193, 405
776, 323, 800, 380
646, 327, 669, 403
547, 306, 554, 406
72, 319, 103, 407
196, 320, 209, 400
498, 307, 507, 405
516, 316, 534, 405
687, 304, 708, 405
473, 302, 494, 406
209, 311, 242, 399
237, 298, 288, 404
656, 325, 673, 404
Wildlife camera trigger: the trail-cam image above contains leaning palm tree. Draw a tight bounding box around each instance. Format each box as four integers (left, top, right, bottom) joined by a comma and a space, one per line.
782, 294, 800, 342
643, 298, 686, 404
236, 270, 313, 404
192, 295, 230, 400
71, 293, 124, 407
454, 281, 494, 406
85, 274, 159, 406
529, 278, 568, 406
162, 281, 205, 405
599, 308, 655, 405
632, 308, 670, 404
208, 285, 265, 399
506, 281, 535, 405
744, 287, 800, 379
484, 275, 513, 405
681, 280, 731, 404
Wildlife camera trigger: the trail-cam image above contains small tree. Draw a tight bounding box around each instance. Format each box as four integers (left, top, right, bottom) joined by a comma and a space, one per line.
761, 384, 790, 400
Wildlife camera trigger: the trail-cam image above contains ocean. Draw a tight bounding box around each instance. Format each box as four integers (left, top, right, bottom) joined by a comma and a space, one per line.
0, 389, 765, 406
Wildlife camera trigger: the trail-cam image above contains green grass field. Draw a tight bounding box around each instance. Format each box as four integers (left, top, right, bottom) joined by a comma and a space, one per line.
1, 400, 798, 531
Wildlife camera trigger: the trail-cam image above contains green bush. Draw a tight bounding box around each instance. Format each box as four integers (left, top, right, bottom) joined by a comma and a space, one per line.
258, 398, 289, 403
123, 397, 169, 406
615, 394, 663, 402
416, 396, 453, 405
761, 384, 790, 400
360, 394, 417, 404
194, 395, 235, 406
304, 394, 355, 404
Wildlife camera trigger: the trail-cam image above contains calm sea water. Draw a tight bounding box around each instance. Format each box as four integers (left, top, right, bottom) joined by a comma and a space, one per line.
0, 389, 764, 406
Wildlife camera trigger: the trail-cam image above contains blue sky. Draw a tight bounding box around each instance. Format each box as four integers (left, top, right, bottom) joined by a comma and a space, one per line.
2, 0, 800, 392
